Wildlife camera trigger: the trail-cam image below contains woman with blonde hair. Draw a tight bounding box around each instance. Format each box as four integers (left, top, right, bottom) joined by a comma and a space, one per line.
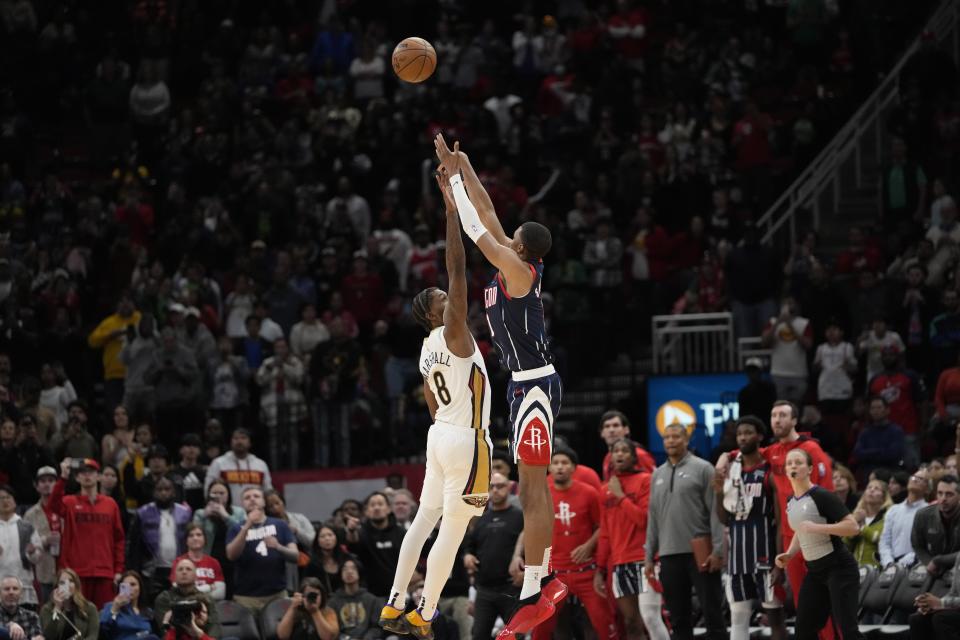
40, 568, 100, 640
844, 479, 892, 567
832, 464, 859, 511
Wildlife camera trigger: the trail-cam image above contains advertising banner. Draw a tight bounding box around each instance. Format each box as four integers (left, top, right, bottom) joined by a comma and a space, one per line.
646, 373, 747, 460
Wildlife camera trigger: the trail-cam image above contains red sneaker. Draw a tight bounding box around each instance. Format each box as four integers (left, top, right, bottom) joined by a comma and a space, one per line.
495, 594, 556, 639
540, 574, 568, 605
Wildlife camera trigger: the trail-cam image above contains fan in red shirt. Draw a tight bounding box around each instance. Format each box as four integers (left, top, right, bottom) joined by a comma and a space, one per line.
717, 401, 836, 640
868, 347, 922, 436
50, 458, 126, 608
598, 410, 655, 478
169, 525, 226, 600
595, 439, 670, 640
533, 448, 614, 640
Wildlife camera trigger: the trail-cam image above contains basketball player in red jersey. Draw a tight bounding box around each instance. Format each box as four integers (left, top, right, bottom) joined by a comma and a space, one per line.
598, 410, 656, 477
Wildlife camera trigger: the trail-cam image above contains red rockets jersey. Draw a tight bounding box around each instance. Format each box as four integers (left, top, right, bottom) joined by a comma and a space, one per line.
50, 479, 125, 579
596, 471, 651, 568
602, 445, 656, 479
549, 465, 603, 493
550, 480, 602, 571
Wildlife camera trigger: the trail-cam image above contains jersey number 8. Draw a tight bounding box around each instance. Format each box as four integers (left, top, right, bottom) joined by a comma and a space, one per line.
433, 372, 451, 405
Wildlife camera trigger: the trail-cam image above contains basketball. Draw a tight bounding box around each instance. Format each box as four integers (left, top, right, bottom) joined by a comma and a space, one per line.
392, 37, 437, 83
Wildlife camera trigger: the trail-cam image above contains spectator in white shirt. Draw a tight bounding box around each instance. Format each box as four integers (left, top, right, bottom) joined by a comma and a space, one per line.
38, 362, 77, 433
0, 485, 42, 606
289, 304, 330, 365
879, 468, 929, 568
761, 297, 813, 407
814, 320, 858, 413
348, 41, 385, 101
858, 317, 905, 384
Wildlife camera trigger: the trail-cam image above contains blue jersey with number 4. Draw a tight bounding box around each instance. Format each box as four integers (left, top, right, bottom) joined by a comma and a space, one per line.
483, 260, 553, 372
228, 516, 294, 596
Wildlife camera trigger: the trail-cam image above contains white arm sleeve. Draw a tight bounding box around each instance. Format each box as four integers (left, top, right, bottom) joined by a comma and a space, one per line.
449, 173, 488, 243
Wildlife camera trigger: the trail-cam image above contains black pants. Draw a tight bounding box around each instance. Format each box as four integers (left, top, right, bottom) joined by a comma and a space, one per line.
795, 554, 864, 640
909, 609, 960, 640
472, 585, 519, 640
659, 553, 724, 640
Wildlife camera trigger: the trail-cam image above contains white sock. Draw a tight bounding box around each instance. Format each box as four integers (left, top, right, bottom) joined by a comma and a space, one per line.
729, 600, 753, 640
541, 546, 552, 575
387, 506, 442, 610
519, 564, 543, 600
418, 513, 472, 620
639, 594, 670, 640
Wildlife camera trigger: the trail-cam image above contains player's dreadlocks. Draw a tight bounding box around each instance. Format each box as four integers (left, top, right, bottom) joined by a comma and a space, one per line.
412, 287, 439, 333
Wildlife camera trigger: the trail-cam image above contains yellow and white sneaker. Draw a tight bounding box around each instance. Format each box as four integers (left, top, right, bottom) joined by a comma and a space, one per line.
401, 609, 436, 640
378, 604, 408, 635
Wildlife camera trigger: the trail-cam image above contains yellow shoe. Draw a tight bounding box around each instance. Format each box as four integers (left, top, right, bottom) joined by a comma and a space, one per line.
401, 609, 436, 640
379, 604, 408, 635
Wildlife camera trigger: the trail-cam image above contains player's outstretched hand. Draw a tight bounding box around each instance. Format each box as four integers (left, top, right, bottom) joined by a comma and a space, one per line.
435, 169, 456, 214
433, 133, 460, 177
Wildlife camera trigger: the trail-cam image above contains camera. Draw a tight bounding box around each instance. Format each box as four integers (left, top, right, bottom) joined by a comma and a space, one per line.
170, 600, 200, 628
304, 592, 319, 605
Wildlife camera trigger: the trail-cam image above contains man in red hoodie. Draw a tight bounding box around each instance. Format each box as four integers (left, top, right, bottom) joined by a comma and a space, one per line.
717, 400, 835, 640
533, 448, 613, 640
597, 410, 655, 478
51, 458, 125, 608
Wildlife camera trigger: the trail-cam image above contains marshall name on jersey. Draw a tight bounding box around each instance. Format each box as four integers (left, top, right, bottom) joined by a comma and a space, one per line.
419, 327, 491, 431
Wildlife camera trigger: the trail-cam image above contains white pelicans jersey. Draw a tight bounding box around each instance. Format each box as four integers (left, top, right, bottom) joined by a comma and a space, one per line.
419, 326, 491, 431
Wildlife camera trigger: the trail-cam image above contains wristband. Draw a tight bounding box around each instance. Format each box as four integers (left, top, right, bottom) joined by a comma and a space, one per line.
449, 174, 488, 243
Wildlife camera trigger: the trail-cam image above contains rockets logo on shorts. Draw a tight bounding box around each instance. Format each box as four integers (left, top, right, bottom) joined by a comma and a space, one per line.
513, 386, 553, 466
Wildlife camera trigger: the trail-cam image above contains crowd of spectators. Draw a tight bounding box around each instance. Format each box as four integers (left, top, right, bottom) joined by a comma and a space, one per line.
1, 0, 959, 638
0, 0, 940, 471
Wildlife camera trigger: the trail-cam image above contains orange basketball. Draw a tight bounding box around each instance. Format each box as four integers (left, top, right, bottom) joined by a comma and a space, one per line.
392, 37, 437, 83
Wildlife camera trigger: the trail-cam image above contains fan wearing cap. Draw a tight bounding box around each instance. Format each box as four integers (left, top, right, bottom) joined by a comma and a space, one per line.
50, 457, 126, 608
23, 466, 63, 603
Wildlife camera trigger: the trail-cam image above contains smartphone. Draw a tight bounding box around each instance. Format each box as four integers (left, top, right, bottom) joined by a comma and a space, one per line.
119, 583, 132, 598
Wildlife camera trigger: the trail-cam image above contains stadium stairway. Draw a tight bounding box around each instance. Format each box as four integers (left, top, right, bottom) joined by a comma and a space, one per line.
554, 354, 647, 441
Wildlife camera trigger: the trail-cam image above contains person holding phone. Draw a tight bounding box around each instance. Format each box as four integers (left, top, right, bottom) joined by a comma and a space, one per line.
774, 449, 864, 640
39, 569, 99, 640
99, 571, 159, 640
277, 578, 339, 640
51, 458, 126, 608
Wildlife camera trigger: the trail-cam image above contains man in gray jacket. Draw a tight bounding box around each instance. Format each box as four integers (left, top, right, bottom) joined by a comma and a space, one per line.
911, 474, 960, 577
910, 545, 960, 639
644, 423, 725, 640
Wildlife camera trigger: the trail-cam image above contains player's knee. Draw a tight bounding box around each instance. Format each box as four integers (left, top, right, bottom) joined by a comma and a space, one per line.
415, 505, 443, 527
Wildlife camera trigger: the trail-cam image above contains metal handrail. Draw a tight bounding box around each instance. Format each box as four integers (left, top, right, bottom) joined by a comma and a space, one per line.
758, 0, 960, 246
652, 312, 735, 373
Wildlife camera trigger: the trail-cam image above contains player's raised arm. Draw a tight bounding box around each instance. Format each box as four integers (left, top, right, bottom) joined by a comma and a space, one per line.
449, 143, 510, 248
434, 168, 474, 358
435, 136, 533, 297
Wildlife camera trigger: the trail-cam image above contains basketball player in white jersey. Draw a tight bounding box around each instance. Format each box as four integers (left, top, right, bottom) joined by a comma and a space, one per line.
379, 169, 493, 640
